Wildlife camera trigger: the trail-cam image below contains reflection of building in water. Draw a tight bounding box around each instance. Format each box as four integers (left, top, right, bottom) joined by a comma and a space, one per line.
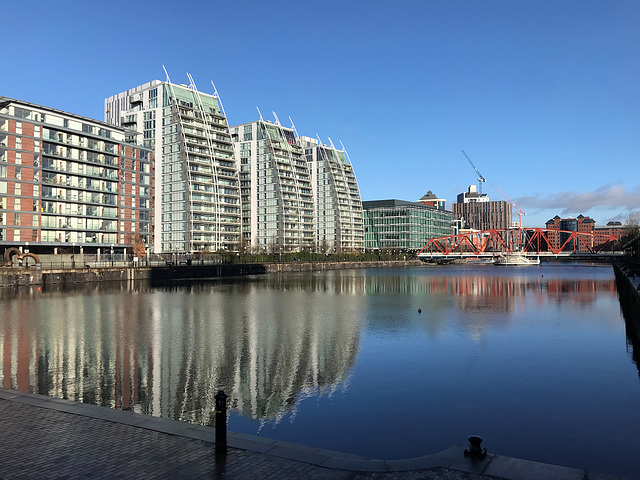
0, 280, 361, 426
363, 274, 616, 314
545, 278, 616, 305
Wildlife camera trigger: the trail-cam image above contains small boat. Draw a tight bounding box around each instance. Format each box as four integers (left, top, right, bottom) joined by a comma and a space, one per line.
494, 254, 540, 266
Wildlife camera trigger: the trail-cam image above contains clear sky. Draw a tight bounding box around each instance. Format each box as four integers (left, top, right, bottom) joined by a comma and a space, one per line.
1, 0, 638, 227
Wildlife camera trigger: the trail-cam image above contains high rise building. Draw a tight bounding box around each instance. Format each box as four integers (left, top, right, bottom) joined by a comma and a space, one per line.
105, 77, 240, 253
230, 120, 315, 252
452, 185, 511, 231
230, 120, 364, 253
363, 199, 453, 251
300, 136, 364, 252
0, 96, 152, 253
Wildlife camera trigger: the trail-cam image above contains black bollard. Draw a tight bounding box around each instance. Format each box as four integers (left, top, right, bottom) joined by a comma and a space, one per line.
464, 435, 487, 457
215, 390, 228, 455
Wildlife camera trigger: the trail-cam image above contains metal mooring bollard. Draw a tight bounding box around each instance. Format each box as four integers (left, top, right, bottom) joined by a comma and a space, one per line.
215, 390, 228, 455
464, 435, 487, 457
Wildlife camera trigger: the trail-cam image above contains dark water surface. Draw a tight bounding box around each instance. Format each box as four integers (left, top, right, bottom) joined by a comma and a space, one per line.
1, 264, 639, 478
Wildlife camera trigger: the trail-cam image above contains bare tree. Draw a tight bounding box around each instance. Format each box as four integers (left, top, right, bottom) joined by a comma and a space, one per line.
624, 211, 640, 260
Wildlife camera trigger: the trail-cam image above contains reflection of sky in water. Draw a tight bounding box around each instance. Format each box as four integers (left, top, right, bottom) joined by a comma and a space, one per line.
0, 264, 638, 478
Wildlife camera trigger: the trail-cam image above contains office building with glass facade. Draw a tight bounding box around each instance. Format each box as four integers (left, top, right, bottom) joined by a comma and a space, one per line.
0, 96, 152, 253
105, 78, 240, 253
363, 199, 453, 251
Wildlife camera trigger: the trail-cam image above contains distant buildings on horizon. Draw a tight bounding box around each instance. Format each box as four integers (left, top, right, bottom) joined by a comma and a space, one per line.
0, 75, 632, 255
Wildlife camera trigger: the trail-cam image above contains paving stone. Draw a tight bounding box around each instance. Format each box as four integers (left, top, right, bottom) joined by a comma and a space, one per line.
0, 389, 633, 480
267, 445, 331, 465
484, 455, 584, 480
385, 454, 449, 472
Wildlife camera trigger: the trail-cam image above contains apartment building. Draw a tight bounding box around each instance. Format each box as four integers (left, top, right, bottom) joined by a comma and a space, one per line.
0, 97, 152, 253
230, 120, 315, 252
452, 185, 512, 231
300, 136, 364, 252
105, 78, 240, 253
230, 120, 364, 253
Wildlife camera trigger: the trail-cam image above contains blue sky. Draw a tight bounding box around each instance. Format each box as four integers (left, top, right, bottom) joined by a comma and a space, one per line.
1, 0, 638, 227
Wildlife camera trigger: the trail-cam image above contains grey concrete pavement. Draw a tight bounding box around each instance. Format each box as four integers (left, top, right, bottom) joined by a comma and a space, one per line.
0, 388, 630, 480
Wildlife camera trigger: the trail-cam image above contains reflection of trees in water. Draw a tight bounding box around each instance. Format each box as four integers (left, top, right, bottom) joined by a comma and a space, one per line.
0, 279, 361, 427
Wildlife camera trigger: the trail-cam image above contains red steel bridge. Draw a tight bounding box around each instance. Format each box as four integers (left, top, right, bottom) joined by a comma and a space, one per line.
417, 228, 624, 261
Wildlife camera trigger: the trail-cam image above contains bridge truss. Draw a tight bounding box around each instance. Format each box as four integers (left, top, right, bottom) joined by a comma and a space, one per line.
417, 228, 622, 260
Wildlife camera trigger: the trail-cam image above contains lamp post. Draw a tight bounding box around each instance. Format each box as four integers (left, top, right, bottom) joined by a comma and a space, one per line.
110, 244, 114, 267
72, 242, 76, 268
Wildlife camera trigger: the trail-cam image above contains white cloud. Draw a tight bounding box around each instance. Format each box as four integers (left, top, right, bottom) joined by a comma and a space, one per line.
515, 184, 640, 217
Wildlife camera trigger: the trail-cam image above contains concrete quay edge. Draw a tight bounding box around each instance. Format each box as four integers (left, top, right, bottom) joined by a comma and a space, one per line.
0, 387, 631, 479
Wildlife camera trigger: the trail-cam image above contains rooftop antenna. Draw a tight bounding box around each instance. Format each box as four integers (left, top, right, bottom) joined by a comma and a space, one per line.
289, 116, 299, 138
210, 80, 228, 119
256, 106, 264, 122
272, 111, 281, 126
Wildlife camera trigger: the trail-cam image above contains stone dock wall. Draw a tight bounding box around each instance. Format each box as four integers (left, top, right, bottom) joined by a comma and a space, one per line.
613, 260, 640, 319
613, 260, 640, 367
0, 260, 423, 288
263, 259, 422, 273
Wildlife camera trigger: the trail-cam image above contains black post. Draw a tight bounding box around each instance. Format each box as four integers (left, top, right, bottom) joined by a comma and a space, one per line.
215, 390, 228, 455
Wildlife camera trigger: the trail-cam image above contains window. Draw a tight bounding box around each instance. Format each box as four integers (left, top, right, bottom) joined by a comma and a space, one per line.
14, 107, 31, 119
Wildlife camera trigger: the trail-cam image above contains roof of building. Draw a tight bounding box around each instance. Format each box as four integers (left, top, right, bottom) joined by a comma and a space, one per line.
362, 199, 451, 213
0, 96, 126, 133
418, 190, 440, 201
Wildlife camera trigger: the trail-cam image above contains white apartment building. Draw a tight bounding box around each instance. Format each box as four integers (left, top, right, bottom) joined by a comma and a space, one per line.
231, 120, 315, 252
104, 78, 240, 253
300, 136, 364, 252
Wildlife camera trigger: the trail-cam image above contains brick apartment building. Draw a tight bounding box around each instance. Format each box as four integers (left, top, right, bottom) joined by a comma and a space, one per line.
0, 97, 153, 254
452, 185, 512, 231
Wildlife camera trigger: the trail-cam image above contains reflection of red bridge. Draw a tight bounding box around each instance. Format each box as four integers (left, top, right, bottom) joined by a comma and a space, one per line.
417, 228, 623, 260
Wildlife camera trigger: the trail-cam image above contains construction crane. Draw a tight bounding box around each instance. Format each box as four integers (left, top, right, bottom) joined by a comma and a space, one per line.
461, 150, 486, 195
497, 187, 526, 228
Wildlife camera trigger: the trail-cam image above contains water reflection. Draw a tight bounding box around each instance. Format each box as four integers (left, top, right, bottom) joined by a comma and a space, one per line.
0, 271, 620, 426
0, 277, 362, 426
3, 266, 637, 478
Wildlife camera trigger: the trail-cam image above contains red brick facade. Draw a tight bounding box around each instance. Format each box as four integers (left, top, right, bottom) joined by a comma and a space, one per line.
0, 97, 153, 252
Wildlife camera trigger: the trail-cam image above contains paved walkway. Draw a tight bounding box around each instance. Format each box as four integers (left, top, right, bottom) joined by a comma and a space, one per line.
0, 388, 629, 480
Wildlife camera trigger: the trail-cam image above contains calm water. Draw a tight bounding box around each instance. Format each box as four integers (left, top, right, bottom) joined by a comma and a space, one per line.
1, 264, 639, 478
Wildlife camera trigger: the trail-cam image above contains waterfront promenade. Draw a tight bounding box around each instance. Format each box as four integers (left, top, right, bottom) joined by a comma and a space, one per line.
0, 388, 629, 480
